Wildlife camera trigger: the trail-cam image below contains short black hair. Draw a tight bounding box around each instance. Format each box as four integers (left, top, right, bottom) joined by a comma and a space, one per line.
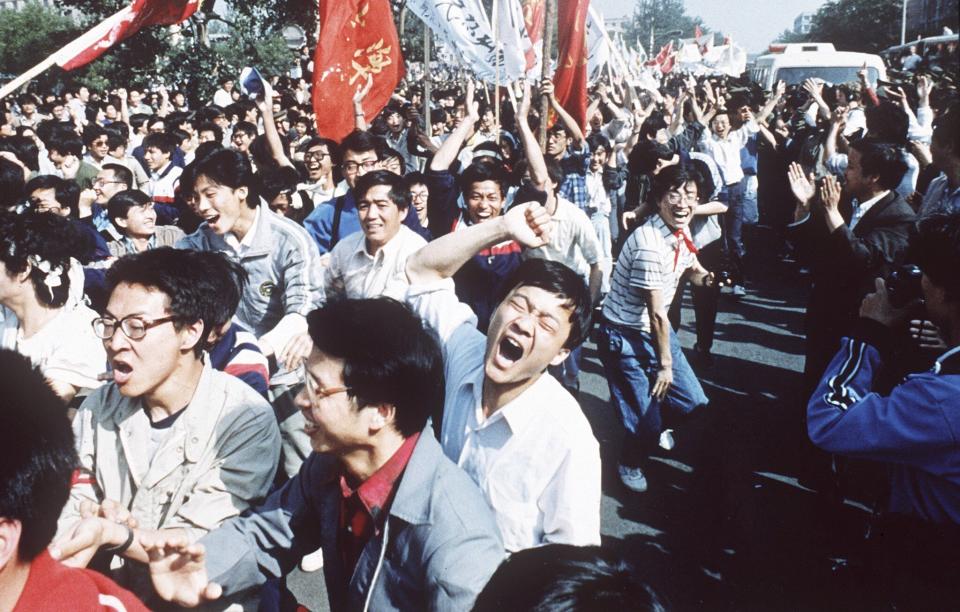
82, 124, 107, 146
914, 212, 960, 302
0, 350, 77, 561
639, 113, 668, 140
298, 136, 339, 164
196, 121, 224, 144
404, 171, 427, 188
107, 189, 152, 227
45, 131, 83, 157
628, 140, 674, 176
0, 135, 40, 172
232, 121, 258, 139
142, 132, 176, 156
259, 165, 300, 202
460, 158, 508, 198
181, 148, 260, 209
849, 139, 908, 191
0, 211, 81, 308
864, 101, 909, 144
24, 174, 80, 217
495, 259, 592, 350
101, 163, 133, 189
355, 169, 410, 211
306, 298, 444, 438
105, 247, 229, 356
0, 158, 24, 209
340, 129, 380, 157
586, 132, 611, 154
473, 544, 666, 612
193, 251, 247, 339
650, 165, 697, 205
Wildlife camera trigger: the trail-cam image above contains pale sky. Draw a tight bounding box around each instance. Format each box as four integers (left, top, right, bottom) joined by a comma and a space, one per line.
591, 0, 830, 54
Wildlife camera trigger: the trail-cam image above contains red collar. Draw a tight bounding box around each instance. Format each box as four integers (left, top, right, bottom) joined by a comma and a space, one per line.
671, 227, 698, 271
339, 432, 420, 525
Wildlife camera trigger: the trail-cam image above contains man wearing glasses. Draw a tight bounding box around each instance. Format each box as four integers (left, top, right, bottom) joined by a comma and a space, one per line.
295, 136, 342, 206
303, 130, 424, 254
51, 248, 280, 608
140, 299, 503, 610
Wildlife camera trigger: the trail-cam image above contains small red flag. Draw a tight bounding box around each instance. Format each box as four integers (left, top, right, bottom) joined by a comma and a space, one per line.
694, 24, 703, 40
312, 0, 404, 142
55, 0, 200, 71
522, 0, 545, 73
553, 0, 590, 132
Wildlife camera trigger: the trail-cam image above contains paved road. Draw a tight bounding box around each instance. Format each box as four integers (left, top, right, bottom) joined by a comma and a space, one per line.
288, 240, 877, 611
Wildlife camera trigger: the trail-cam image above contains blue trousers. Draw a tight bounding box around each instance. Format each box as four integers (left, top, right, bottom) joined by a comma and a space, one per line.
598, 321, 709, 465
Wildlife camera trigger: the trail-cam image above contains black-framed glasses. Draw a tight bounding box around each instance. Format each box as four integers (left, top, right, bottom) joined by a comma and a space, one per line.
300, 363, 352, 405
92, 315, 176, 340
304, 151, 330, 162
341, 159, 378, 173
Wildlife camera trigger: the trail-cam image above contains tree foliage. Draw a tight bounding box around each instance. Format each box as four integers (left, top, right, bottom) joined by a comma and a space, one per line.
0, 3, 78, 88
625, 0, 708, 57
805, 0, 902, 53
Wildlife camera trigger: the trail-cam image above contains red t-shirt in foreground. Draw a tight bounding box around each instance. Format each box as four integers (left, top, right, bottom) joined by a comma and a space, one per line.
13, 550, 148, 611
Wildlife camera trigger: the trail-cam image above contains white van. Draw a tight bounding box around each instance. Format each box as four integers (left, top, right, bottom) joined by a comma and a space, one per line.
749, 43, 887, 90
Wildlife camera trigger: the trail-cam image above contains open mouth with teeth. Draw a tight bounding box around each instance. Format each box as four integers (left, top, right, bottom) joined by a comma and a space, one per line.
497, 336, 524, 365
112, 360, 133, 385
204, 214, 221, 227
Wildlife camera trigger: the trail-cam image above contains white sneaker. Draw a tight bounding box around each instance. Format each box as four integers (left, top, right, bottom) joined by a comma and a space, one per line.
659, 429, 675, 450
618, 464, 648, 493
300, 547, 324, 572
732, 285, 746, 297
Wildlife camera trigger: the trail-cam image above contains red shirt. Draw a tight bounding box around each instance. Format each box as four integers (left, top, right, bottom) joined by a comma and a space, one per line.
13, 550, 148, 611
338, 432, 420, 575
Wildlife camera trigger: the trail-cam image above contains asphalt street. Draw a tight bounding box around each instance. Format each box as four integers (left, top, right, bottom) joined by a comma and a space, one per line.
288, 233, 880, 611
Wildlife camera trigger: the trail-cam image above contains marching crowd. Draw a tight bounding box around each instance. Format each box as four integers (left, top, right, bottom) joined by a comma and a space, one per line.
0, 42, 958, 611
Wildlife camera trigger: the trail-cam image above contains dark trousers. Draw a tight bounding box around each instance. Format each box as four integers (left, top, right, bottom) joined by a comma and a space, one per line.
668, 240, 723, 351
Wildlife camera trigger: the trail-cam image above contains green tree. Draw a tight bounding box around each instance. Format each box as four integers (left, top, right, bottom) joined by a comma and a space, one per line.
806, 0, 901, 53
0, 3, 78, 89
625, 0, 708, 57
772, 28, 810, 45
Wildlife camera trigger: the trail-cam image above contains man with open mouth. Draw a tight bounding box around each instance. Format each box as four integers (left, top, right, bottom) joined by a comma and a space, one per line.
404, 200, 602, 553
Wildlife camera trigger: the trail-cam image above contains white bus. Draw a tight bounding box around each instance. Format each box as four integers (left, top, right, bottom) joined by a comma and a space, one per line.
749, 43, 886, 90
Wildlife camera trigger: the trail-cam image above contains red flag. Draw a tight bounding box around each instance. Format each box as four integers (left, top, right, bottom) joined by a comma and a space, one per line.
654, 40, 674, 65
312, 0, 404, 142
522, 0, 545, 73
553, 0, 590, 132
54, 0, 200, 71
694, 24, 703, 40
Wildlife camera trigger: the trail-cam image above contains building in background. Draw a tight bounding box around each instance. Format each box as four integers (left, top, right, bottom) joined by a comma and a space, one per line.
793, 13, 813, 36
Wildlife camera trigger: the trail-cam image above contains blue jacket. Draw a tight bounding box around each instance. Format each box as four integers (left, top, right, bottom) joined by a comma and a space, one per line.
303, 190, 429, 255
201, 430, 504, 611
808, 319, 960, 524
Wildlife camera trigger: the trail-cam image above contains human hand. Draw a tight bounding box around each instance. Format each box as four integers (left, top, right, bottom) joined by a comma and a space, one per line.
501, 202, 552, 249
517, 80, 531, 122
652, 366, 673, 401
622, 209, 638, 230
59, 154, 81, 179
917, 75, 932, 101
774, 80, 786, 97
857, 64, 869, 83
353, 75, 373, 105
279, 332, 313, 371
81, 498, 138, 529
787, 162, 816, 207
540, 79, 555, 101
819, 174, 842, 214
50, 516, 128, 568
830, 106, 848, 129
142, 531, 222, 607
909, 140, 932, 167
860, 278, 916, 326
802, 78, 823, 100
909, 319, 947, 350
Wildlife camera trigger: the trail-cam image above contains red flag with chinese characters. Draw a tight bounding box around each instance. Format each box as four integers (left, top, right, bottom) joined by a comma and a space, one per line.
553, 0, 590, 131
54, 0, 200, 71
312, 0, 404, 142
522, 0, 545, 73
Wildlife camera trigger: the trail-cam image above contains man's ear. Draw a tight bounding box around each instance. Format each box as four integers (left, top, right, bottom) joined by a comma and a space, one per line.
179, 319, 206, 354
114, 217, 128, 230
399, 206, 409, 221
369, 403, 396, 433
235, 185, 249, 203
549, 347, 571, 367
0, 518, 22, 570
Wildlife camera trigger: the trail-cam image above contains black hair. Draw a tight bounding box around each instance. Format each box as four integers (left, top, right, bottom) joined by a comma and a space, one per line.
0, 159, 24, 209
181, 148, 260, 209
232, 121, 258, 139
931, 105, 960, 157
639, 113, 668, 140
849, 139, 908, 191
0, 211, 81, 307
404, 171, 427, 188
473, 544, 666, 612
196, 121, 224, 144
650, 165, 697, 205
586, 132, 611, 154
628, 140, 674, 176
45, 131, 83, 157
107, 189, 152, 227
259, 165, 301, 202
306, 298, 445, 438
685, 158, 715, 203
105, 247, 229, 356
193, 251, 247, 338
355, 169, 410, 210
460, 158, 508, 198
340, 129, 380, 157
101, 163, 133, 189
142, 132, 176, 156
0, 135, 39, 172
24, 175, 80, 217
299, 136, 340, 164
82, 124, 107, 146
913, 212, 960, 302
0, 350, 77, 561
864, 101, 909, 144
103, 123, 129, 150
543, 157, 565, 187
495, 259, 592, 350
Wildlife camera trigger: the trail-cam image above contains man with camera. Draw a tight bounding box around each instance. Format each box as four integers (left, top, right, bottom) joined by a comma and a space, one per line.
806, 212, 960, 606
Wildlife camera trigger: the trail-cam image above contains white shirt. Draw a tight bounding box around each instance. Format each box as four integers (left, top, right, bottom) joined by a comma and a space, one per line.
406, 281, 602, 552
585, 169, 611, 215
698, 120, 759, 185
849, 190, 890, 231
324, 225, 426, 300
223, 206, 262, 257
213, 88, 234, 108
523, 197, 599, 280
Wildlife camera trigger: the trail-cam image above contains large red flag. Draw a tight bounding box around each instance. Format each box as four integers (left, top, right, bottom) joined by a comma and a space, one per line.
54, 0, 200, 71
553, 0, 589, 132
312, 0, 404, 142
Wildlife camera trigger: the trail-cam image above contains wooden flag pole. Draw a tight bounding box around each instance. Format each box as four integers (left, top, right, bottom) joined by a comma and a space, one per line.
423, 25, 432, 138
537, 0, 556, 150
493, 0, 500, 135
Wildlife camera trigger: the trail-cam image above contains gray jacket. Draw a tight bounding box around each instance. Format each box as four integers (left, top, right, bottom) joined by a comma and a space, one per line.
201, 431, 505, 611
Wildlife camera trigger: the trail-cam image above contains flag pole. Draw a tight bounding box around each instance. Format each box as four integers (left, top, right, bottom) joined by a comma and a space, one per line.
537, 0, 555, 150
0, 7, 130, 100
423, 24, 432, 138
493, 0, 500, 135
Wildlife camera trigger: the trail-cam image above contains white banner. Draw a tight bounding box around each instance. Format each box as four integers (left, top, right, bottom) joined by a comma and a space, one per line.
586, 6, 611, 79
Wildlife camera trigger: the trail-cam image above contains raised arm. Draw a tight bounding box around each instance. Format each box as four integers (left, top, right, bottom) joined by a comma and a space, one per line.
257, 95, 294, 168
353, 75, 373, 132
430, 81, 478, 172
542, 79, 586, 146
755, 80, 785, 125
516, 82, 555, 213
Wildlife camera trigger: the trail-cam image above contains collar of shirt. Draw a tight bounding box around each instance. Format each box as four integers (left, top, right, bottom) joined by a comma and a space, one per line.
850, 190, 889, 228
150, 161, 175, 181
223, 205, 261, 255
472, 373, 551, 436
121, 234, 156, 255
933, 345, 960, 375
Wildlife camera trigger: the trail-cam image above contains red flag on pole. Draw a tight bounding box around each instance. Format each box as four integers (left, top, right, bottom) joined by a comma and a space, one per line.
694, 24, 703, 40
312, 0, 404, 142
54, 0, 200, 71
522, 0, 545, 73
553, 0, 590, 131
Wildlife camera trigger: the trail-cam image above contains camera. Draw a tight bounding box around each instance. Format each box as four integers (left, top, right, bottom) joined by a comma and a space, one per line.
887, 264, 923, 308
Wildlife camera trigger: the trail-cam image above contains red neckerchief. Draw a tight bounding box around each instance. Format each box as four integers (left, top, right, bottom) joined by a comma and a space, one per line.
672, 227, 698, 271
337, 432, 420, 576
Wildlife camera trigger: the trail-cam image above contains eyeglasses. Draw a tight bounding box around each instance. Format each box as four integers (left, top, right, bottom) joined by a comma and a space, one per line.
304, 151, 330, 162
300, 363, 352, 405
90, 139, 109, 147
409, 191, 428, 201
664, 191, 697, 205
92, 314, 176, 340
29, 199, 62, 213
341, 159, 378, 173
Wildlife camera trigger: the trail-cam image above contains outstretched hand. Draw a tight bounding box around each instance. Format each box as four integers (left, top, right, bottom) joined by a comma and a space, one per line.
787, 162, 816, 207
142, 531, 222, 608
502, 202, 552, 249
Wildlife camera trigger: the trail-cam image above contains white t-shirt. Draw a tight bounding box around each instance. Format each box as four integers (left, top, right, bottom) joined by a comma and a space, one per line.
523, 197, 599, 280
0, 304, 107, 392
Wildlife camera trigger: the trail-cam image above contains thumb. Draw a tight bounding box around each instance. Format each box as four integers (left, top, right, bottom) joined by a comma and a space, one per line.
204, 583, 223, 601
874, 277, 886, 294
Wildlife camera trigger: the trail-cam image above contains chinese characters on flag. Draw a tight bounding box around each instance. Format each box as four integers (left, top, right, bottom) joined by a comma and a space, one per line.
552, 0, 590, 131
313, 0, 404, 142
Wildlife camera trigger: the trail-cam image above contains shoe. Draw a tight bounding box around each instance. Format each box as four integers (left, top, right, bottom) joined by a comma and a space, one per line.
618, 464, 648, 493
732, 284, 746, 297
300, 547, 324, 572
659, 429, 676, 450
693, 343, 714, 367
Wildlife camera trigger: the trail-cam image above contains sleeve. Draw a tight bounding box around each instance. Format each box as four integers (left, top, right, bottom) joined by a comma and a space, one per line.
56, 398, 103, 539
200, 455, 329, 596
825, 153, 848, 176
804, 103, 819, 128
628, 240, 665, 290
322, 245, 347, 302
538, 435, 602, 546
302, 202, 335, 254
573, 210, 601, 266
168, 403, 281, 534
425, 169, 460, 238
425, 526, 504, 611
259, 227, 325, 352
43, 318, 106, 391
807, 325, 957, 465
825, 207, 913, 276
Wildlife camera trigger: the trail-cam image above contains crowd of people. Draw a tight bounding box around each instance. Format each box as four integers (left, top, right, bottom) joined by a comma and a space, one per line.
0, 37, 958, 611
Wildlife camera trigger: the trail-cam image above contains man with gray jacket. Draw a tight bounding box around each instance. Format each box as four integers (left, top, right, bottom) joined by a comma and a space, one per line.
142, 298, 504, 611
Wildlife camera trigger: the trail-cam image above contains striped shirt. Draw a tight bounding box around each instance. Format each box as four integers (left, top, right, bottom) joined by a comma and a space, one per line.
603, 214, 697, 332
